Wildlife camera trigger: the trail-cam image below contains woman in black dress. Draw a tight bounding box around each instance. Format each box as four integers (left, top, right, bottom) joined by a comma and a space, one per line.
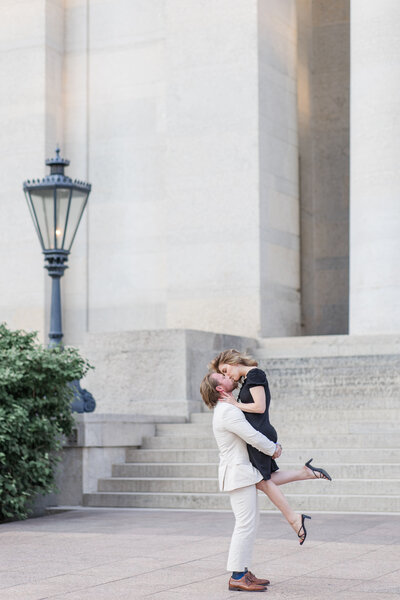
209, 349, 332, 544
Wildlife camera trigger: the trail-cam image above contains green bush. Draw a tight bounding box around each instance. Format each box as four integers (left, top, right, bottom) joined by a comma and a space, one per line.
0, 323, 92, 521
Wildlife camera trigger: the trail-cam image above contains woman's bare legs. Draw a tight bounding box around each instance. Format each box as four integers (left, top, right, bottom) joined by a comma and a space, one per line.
256, 465, 317, 537
256, 479, 302, 536
270, 464, 316, 486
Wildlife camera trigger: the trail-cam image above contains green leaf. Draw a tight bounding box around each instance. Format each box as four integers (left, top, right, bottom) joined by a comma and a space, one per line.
0, 322, 93, 521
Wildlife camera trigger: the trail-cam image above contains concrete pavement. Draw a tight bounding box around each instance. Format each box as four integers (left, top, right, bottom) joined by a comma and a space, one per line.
0, 508, 399, 599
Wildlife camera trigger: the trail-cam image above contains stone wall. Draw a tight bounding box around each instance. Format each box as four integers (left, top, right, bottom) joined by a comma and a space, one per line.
62, 0, 263, 341
0, 0, 56, 343
0, 0, 302, 343
81, 329, 256, 416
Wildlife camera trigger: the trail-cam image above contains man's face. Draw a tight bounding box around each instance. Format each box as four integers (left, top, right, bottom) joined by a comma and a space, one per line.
211, 372, 237, 394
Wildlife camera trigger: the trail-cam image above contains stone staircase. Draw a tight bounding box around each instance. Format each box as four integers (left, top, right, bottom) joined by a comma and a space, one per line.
83, 344, 400, 513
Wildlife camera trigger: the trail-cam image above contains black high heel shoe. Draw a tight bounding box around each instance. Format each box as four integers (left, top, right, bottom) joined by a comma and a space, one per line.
305, 458, 332, 481
298, 514, 311, 545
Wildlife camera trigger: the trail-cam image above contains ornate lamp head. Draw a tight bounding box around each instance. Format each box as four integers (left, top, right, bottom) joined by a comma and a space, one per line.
23, 148, 91, 252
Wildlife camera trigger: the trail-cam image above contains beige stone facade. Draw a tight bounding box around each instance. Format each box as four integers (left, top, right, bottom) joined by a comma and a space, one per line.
1, 0, 399, 345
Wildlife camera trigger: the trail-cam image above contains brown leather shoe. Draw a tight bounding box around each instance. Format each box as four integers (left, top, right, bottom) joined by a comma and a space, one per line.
247, 571, 270, 586
228, 572, 267, 592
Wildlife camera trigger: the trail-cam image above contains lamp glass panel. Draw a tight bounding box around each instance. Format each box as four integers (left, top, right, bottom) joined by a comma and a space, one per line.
63, 190, 88, 251
25, 191, 44, 249
55, 188, 71, 249
29, 190, 55, 249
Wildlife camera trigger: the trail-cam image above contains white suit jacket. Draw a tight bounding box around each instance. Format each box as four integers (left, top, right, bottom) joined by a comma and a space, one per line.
212, 401, 277, 492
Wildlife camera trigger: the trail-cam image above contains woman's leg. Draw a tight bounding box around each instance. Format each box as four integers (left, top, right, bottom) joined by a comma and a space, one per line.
256, 479, 302, 536
270, 465, 315, 486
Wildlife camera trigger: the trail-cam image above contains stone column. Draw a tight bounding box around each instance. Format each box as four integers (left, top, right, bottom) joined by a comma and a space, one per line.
164, 0, 261, 337
297, 0, 350, 335
350, 0, 400, 333
258, 0, 301, 336
164, 0, 301, 338
63, 0, 90, 346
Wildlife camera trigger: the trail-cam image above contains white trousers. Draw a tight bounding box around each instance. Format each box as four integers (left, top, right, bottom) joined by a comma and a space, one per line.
227, 484, 259, 572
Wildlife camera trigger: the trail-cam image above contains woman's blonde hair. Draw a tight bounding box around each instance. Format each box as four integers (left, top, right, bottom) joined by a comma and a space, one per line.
208, 349, 258, 373
200, 373, 220, 409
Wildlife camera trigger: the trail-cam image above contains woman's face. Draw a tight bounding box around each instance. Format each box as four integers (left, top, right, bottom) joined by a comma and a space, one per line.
219, 362, 242, 382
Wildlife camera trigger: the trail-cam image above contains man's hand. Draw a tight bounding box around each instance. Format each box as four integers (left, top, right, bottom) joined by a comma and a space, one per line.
272, 443, 282, 459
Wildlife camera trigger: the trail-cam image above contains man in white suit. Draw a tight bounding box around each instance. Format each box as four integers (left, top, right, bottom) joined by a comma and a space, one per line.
200, 371, 282, 592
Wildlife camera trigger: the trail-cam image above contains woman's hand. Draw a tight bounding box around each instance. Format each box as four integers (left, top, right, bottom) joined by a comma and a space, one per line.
219, 390, 238, 406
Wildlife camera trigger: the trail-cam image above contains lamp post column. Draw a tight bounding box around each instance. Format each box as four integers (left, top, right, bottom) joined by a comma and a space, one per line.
44, 250, 69, 348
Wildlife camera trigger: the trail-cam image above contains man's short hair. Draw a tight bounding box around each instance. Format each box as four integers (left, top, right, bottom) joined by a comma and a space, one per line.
200, 372, 220, 409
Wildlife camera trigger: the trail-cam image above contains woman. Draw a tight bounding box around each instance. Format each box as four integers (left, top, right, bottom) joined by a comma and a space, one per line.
209, 349, 332, 545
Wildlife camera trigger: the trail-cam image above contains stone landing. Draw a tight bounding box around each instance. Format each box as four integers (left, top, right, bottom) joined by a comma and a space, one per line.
83, 343, 400, 513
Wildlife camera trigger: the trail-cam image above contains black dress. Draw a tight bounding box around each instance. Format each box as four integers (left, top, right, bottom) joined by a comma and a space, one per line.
238, 367, 279, 480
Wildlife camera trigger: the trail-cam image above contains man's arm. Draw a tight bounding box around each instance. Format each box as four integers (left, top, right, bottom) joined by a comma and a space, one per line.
223, 405, 278, 456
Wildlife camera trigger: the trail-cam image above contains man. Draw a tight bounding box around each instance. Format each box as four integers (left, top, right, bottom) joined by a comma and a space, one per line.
200, 371, 282, 592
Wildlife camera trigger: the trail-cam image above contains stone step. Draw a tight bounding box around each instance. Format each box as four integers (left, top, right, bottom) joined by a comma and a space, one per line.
83, 491, 400, 512
190, 412, 214, 422
126, 448, 220, 463
113, 462, 219, 478
279, 421, 400, 433
99, 477, 219, 493
268, 390, 400, 404
268, 384, 398, 398
112, 462, 400, 480
264, 362, 399, 383
142, 436, 216, 449
253, 334, 400, 357
199, 369, 400, 388
153, 428, 400, 448
142, 433, 399, 450
156, 421, 399, 437
267, 395, 400, 406
189, 409, 400, 423
126, 447, 400, 464
156, 423, 212, 436
97, 477, 400, 496
279, 479, 400, 495
255, 351, 400, 362
262, 349, 399, 364
254, 353, 400, 369
200, 397, 400, 410
265, 379, 399, 391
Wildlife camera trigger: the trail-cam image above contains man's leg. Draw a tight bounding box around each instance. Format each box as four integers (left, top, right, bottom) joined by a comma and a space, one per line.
227, 484, 259, 572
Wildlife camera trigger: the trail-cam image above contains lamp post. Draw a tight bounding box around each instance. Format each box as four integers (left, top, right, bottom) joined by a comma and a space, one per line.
23, 148, 95, 412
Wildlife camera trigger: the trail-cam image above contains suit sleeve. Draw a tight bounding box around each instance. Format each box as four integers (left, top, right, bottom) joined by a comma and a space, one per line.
225, 407, 277, 456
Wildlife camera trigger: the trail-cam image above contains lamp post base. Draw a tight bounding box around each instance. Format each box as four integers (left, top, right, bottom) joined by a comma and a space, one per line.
70, 379, 96, 413
43, 250, 96, 413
